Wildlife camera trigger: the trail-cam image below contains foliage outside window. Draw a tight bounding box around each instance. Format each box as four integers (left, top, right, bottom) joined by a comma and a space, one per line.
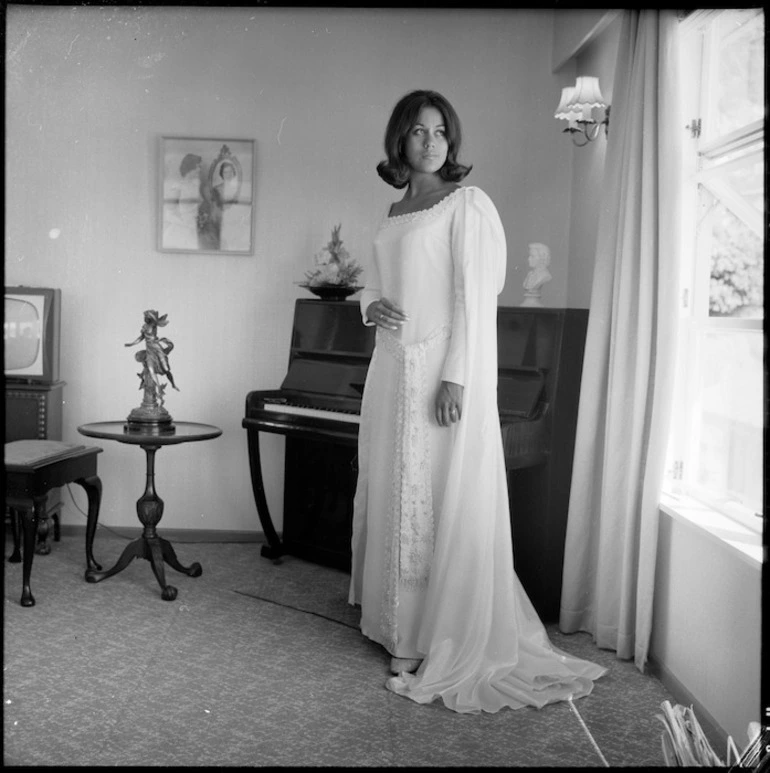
666, 9, 764, 534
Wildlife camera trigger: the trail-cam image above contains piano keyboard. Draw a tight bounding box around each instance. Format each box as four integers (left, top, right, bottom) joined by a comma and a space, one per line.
262, 401, 361, 424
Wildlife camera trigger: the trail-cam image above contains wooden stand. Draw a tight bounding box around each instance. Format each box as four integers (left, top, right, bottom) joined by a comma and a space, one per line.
5, 441, 102, 607
77, 421, 222, 601
5, 381, 67, 554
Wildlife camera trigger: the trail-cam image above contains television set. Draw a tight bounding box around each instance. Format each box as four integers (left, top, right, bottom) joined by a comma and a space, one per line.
4, 286, 61, 384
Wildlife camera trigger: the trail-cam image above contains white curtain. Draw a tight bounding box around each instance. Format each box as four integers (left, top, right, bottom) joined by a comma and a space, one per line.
559, 10, 683, 671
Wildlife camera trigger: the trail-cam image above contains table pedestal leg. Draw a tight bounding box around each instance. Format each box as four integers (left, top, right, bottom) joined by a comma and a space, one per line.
85, 537, 146, 583
85, 445, 202, 600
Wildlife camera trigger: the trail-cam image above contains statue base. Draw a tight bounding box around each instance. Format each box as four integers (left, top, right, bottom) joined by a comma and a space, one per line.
521, 291, 544, 308
125, 406, 176, 435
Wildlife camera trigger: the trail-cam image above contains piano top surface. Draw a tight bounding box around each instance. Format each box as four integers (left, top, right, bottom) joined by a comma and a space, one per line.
245, 301, 581, 421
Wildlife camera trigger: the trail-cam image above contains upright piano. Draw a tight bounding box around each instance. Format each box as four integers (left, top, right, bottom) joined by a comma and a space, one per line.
243, 299, 588, 621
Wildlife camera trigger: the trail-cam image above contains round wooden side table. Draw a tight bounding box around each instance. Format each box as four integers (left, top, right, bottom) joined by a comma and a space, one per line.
77, 421, 222, 601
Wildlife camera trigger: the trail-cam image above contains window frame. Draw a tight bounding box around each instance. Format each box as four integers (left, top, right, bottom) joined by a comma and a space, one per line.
665, 9, 764, 535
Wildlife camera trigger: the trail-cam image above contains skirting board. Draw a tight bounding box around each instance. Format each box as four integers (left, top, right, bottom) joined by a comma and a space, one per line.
647, 656, 729, 755
59, 523, 269, 544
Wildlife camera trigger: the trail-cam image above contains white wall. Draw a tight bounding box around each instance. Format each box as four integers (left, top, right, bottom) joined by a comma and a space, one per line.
553, 12, 621, 308
651, 513, 761, 746
6, 6, 575, 533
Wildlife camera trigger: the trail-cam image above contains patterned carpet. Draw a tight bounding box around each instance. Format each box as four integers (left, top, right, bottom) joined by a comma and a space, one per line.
4, 525, 687, 767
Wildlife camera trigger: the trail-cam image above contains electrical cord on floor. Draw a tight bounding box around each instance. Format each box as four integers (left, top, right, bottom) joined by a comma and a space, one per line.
65, 483, 133, 541
231, 590, 360, 630
64, 483, 262, 545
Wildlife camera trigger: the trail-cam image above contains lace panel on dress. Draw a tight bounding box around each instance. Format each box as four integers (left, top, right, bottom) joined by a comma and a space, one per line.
377, 324, 452, 650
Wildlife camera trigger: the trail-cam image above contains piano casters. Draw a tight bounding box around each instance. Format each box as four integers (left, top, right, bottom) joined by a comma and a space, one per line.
85, 442, 202, 600
246, 429, 285, 562
124, 310, 180, 435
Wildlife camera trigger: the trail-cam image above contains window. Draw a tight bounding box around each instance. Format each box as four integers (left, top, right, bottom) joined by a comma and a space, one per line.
666, 9, 764, 534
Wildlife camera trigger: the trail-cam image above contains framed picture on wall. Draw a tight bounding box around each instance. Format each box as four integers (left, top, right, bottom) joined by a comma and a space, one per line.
158, 136, 255, 255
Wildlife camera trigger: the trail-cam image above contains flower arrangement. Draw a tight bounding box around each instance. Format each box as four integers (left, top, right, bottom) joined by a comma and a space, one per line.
303, 224, 363, 288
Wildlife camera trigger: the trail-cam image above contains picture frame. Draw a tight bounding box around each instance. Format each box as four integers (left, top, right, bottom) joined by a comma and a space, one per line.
158, 136, 255, 255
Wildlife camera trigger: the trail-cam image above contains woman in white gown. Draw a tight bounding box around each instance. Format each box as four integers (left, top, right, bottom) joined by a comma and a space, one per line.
163, 154, 203, 250
349, 90, 607, 713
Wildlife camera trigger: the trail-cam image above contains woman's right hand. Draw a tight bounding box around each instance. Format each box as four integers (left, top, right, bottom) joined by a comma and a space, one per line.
366, 298, 409, 330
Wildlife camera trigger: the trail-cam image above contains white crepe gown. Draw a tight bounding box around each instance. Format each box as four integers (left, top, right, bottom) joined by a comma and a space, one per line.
349, 186, 607, 714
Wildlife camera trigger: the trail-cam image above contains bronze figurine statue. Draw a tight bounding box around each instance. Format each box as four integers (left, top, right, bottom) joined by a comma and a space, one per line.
125, 310, 180, 432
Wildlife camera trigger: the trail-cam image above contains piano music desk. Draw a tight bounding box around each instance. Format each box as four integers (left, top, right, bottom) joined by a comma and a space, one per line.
77, 421, 222, 601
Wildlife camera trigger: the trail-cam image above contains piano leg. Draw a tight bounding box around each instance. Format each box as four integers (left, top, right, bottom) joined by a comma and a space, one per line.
246, 428, 284, 561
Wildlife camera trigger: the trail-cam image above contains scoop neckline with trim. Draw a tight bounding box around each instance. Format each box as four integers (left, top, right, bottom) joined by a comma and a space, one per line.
384, 185, 470, 225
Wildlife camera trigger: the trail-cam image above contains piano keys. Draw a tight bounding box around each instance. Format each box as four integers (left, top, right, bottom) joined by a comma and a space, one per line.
262, 398, 361, 424
243, 299, 588, 621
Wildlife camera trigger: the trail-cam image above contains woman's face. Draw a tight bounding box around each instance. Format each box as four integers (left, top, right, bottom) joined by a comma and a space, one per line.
403, 106, 448, 177
221, 164, 235, 181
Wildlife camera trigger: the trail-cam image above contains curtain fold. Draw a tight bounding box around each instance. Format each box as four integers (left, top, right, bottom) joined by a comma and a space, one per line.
559, 9, 683, 671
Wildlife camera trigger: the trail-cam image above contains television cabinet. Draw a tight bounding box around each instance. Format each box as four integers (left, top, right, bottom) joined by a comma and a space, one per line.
5, 380, 67, 554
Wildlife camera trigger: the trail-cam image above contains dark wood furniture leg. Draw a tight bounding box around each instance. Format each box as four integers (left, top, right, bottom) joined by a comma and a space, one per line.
34, 505, 61, 555
19, 495, 48, 607
6, 506, 59, 559
77, 475, 103, 573
33, 507, 53, 556
8, 478, 102, 569
246, 428, 284, 560
85, 444, 201, 600
8, 509, 22, 563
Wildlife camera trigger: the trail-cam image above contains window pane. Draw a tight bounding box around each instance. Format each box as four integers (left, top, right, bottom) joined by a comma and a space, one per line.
688, 328, 763, 513
700, 189, 764, 318
702, 144, 765, 216
710, 10, 765, 138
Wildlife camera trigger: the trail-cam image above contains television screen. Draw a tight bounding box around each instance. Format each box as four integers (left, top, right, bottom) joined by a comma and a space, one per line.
4, 287, 61, 383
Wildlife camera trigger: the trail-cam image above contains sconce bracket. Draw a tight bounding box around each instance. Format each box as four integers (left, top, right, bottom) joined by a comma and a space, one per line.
562, 105, 610, 147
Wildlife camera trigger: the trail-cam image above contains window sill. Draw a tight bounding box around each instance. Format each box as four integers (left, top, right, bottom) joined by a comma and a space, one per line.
659, 492, 762, 570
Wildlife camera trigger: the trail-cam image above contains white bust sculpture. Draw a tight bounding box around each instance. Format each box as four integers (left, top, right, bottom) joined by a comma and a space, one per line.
521, 242, 552, 307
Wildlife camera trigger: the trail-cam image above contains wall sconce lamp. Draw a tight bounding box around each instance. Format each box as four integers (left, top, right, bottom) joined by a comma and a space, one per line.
554, 76, 610, 147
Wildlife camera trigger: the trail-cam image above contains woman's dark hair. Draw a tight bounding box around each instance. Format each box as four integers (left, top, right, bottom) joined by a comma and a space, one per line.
179, 153, 202, 177
377, 90, 472, 189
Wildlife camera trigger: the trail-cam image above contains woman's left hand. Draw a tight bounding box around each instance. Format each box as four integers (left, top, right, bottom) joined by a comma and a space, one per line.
436, 380, 464, 427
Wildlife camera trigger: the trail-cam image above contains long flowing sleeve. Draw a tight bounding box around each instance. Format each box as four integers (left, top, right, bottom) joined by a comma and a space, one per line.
441, 188, 506, 385
360, 214, 386, 326
359, 266, 381, 326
